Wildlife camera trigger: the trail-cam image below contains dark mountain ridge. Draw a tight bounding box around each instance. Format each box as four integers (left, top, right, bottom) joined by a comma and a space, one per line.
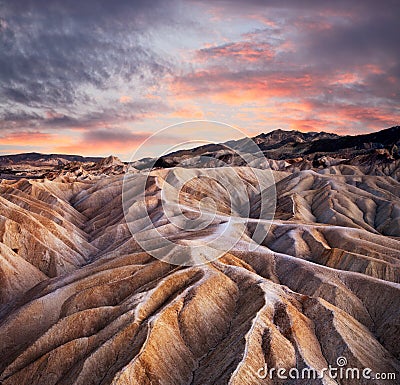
152, 126, 400, 168
0, 152, 102, 166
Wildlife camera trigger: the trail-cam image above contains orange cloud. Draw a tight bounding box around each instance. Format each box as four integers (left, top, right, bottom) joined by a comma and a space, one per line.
169, 106, 205, 119
55, 129, 150, 156
339, 106, 400, 126
54, 128, 182, 159
0, 131, 72, 146
119, 95, 133, 103
197, 41, 275, 63
170, 70, 315, 105
56, 141, 137, 156
286, 118, 334, 132
332, 72, 360, 85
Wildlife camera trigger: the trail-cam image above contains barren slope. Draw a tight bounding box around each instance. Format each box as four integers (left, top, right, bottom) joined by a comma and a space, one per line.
0, 158, 399, 385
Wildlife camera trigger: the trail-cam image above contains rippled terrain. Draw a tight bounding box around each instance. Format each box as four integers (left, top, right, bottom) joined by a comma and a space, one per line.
0, 127, 399, 385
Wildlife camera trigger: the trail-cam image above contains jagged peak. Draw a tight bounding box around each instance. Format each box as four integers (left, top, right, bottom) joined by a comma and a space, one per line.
98, 155, 123, 167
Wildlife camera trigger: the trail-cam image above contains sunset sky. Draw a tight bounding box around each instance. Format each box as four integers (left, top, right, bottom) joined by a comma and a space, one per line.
1, 0, 399, 159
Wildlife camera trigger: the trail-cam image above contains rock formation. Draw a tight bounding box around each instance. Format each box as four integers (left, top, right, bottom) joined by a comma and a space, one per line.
0, 127, 399, 384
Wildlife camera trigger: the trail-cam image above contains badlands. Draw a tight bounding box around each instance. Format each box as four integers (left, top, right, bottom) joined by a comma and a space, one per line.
0, 127, 399, 384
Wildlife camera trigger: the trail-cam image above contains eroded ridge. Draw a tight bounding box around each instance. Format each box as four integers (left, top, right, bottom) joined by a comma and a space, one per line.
0, 156, 399, 385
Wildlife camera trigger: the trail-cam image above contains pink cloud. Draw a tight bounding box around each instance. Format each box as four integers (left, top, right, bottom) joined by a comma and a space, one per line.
197, 41, 275, 63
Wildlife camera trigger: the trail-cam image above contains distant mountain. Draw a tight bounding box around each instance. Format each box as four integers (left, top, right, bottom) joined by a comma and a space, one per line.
1, 126, 399, 180
305, 125, 400, 155
0, 152, 105, 179
164, 126, 400, 160
0, 152, 102, 167
252, 128, 340, 147
140, 126, 400, 170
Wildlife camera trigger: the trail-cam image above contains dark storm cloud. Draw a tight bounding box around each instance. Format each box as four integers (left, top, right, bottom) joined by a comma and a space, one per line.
0, 0, 176, 128
298, 12, 400, 68
223, 0, 399, 77
2, 110, 42, 122
83, 128, 150, 144
0, 98, 169, 132
3, 0, 167, 19
199, 0, 399, 12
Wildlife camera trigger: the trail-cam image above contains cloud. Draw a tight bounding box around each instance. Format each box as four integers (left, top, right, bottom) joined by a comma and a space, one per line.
82, 129, 149, 144
55, 129, 149, 155
0, 130, 53, 144
0, 0, 399, 154
171, 68, 318, 104
167, 0, 400, 133
195, 0, 398, 13
55, 128, 182, 158
0, 0, 177, 130
197, 41, 275, 62
119, 95, 133, 104
0, 130, 75, 152
0, 98, 170, 133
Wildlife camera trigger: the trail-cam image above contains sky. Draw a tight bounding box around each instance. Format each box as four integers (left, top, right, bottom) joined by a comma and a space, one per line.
0, 0, 399, 159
